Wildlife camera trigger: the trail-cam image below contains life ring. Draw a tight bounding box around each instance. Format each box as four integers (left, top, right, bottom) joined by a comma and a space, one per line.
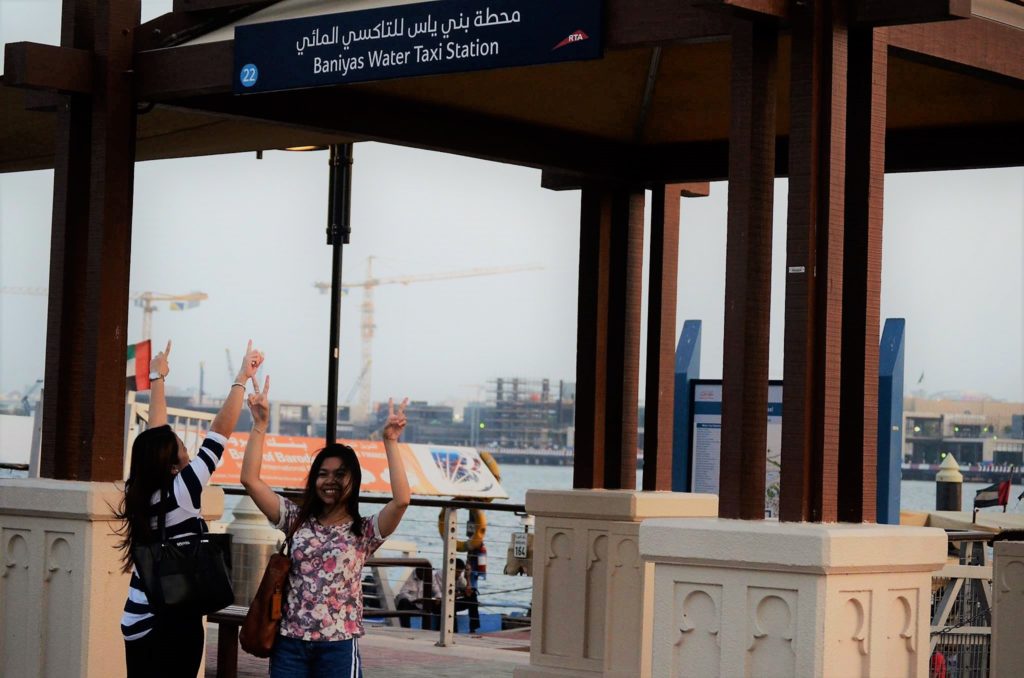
435, 451, 501, 551
438, 507, 487, 552
479, 450, 501, 481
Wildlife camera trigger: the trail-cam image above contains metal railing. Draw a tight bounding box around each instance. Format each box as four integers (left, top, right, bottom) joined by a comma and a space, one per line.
930, 531, 994, 678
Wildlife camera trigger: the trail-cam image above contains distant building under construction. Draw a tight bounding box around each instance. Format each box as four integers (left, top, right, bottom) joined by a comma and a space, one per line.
464, 378, 575, 449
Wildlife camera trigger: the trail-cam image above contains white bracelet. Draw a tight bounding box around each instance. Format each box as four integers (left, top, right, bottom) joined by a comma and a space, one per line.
231, 382, 246, 390
252, 427, 266, 434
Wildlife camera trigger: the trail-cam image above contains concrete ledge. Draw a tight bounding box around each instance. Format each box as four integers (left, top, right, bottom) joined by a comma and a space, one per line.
641, 518, 947, 574
0, 477, 224, 521
526, 489, 717, 522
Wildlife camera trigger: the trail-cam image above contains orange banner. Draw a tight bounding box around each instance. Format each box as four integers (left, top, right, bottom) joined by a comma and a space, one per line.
213, 434, 433, 494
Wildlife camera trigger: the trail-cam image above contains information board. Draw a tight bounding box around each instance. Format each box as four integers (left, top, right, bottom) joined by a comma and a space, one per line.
234, 0, 603, 94
689, 380, 783, 517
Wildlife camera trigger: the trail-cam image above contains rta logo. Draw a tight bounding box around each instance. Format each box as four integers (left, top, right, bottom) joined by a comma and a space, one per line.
553, 29, 589, 50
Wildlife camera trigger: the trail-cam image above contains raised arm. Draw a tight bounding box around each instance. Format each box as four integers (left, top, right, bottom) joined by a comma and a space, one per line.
148, 340, 171, 428
240, 375, 281, 524
377, 397, 411, 538
210, 340, 264, 437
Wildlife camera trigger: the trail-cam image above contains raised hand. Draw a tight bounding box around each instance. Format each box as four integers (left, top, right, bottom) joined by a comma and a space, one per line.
151, 339, 172, 378
382, 397, 409, 442
235, 339, 265, 382
247, 375, 271, 430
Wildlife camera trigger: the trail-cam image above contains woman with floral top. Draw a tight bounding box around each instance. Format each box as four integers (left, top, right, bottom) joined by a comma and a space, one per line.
241, 375, 411, 677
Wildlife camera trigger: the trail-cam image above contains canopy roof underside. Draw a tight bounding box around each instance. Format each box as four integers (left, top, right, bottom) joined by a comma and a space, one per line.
1, 1, 1021, 179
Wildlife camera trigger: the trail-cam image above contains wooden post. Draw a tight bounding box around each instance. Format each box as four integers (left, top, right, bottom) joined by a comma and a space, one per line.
780, 0, 848, 522
573, 188, 611, 488
573, 186, 644, 489
40, 0, 140, 481
644, 183, 709, 491
644, 185, 682, 491
719, 19, 778, 519
604, 189, 645, 489
838, 26, 887, 523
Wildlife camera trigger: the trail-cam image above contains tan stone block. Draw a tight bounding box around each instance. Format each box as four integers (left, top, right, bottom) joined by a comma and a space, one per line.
992, 540, 1024, 678
641, 519, 946, 678
0, 478, 223, 678
517, 490, 717, 678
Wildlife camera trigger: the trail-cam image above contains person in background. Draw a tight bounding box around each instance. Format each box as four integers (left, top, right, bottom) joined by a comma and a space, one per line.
116, 340, 264, 677
241, 382, 411, 677
395, 559, 479, 633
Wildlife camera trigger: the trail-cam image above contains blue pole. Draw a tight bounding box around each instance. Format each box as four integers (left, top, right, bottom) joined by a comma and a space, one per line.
672, 320, 702, 491
877, 318, 905, 524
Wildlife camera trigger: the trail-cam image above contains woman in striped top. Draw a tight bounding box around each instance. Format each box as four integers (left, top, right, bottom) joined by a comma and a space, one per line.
116, 339, 264, 678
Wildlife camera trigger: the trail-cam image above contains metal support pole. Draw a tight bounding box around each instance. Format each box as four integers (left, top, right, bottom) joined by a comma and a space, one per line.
437, 507, 458, 646
326, 143, 353, 445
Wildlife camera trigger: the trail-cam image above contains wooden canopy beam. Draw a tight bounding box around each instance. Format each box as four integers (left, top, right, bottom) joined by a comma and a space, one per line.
167, 85, 634, 179
172, 0, 272, 10
698, 0, 788, 21
3, 42, 93, 94
136, 1, 279, 52
889, 15, 1024, 82
853, 0, 971, 27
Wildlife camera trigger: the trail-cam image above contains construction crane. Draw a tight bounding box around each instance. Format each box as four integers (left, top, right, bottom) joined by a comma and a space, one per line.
1, 287, 207, 341
133, 291, 208, 340
314, 257, 542, 421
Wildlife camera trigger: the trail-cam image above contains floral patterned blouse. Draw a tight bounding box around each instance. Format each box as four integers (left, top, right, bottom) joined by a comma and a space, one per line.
274, 495, 386, 641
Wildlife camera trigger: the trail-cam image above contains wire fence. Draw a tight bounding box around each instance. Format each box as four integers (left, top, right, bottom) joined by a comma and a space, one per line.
929, 534, 993, 678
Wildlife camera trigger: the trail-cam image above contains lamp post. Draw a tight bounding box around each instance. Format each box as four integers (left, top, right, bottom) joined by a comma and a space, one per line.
326, 143, 353, 445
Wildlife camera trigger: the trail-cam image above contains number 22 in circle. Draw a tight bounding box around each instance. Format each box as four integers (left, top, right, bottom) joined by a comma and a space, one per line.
240, 64, 259, 88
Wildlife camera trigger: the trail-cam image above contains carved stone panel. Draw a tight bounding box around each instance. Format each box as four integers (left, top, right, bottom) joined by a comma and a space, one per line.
836, 590, 871, 677
2, 528, 35, 678
746, 587, 797, 678
883, 589, 917, 678
43, 531, 75, 678
673, 583, 722, 677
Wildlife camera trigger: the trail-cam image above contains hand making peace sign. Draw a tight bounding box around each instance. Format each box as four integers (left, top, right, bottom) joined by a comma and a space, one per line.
247, 375, 271, 430
382, 397, 409, 442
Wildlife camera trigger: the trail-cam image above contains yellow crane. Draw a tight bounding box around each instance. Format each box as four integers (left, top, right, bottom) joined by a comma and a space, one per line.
314, 257, 542, 421
1, 287, 207, 341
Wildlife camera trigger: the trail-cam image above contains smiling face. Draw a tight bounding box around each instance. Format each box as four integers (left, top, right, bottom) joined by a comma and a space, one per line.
316, 457, 350, 507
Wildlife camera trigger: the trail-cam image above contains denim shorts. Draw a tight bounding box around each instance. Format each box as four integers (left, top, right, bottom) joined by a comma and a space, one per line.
270, 634, 362, 678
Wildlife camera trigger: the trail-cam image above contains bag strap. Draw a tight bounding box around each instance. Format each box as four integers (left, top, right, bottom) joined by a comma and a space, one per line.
280, 512, 300, 557
157, 484, 169, 544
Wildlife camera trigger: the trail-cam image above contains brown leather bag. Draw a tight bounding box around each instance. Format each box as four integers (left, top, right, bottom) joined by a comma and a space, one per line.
239, 524, 295, 658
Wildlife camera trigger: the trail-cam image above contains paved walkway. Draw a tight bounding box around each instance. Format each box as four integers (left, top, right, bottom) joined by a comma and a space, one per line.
206, 623, 530, 677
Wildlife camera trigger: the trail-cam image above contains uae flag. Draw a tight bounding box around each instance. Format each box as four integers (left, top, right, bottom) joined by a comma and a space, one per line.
126, 340, 152, 391
973, 480, 1010, 509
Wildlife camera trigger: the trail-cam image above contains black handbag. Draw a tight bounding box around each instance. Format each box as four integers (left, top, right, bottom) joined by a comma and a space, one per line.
132, 487, 235, 616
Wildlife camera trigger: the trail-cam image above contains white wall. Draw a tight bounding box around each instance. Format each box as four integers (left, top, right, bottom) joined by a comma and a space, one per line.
0, 413, 33, 465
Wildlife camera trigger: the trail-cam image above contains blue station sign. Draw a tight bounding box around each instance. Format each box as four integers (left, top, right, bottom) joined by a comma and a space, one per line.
233, 0, 604, 94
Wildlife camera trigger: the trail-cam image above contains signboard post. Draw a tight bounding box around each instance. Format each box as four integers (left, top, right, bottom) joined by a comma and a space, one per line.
234, 0, 603, 94
689, 380, 783, 517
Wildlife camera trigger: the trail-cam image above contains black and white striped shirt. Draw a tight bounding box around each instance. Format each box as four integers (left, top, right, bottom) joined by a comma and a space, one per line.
120, 432, 226, 640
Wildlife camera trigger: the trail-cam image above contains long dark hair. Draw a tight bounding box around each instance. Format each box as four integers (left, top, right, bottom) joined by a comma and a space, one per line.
114, 425, 179, 572
291, 444, 363, 537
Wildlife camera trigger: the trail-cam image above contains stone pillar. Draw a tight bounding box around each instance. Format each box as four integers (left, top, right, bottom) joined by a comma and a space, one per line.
0, 478, 223, 678
992, 540, 1024, 677
640, 518, 946, 678
515, 489, 717, 678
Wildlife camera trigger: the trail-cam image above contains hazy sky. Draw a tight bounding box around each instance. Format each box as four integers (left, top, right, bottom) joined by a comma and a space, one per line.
2, 1, 1023, 410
